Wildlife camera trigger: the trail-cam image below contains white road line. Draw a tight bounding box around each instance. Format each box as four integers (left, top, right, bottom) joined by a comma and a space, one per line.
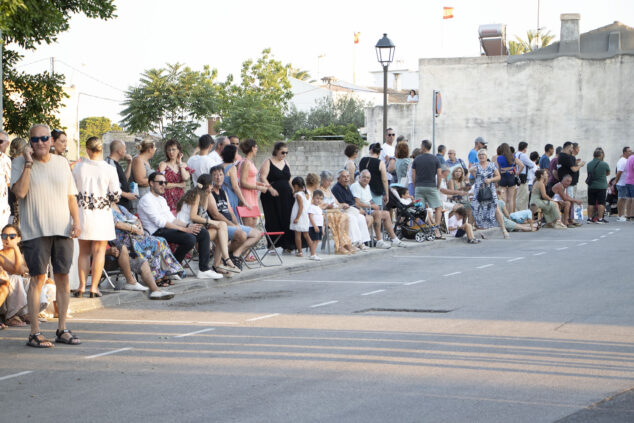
173, 328, 215, 338
608, 232, 614, 235
533, 252, 546, 256
476, 264, 494, 269
600, 235, 606, 238
84, 347, 132, 360
0, 371, 32, 382
443, 271, 462, 277
395, 255, 515, 259
245, 313, 280, 322
361, 289, 386, 296
615, 228, 621, 231
591, 238, 599, 242
310, 300, 339, 308
507, 257, 524, 262
404, 279, 426, 285
577, 242, 587, 246
72, 318, 238, 325
264, 279, 402, 285
556, 247, 568, 251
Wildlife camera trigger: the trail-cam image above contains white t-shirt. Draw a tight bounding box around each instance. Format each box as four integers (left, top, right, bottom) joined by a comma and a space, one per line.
616, 157, 628, 186
187, 154, 222, 183
307, 204, 324, 227
379, 142, 395, 163
447, 215, 463, 236
350, 181, 373, 205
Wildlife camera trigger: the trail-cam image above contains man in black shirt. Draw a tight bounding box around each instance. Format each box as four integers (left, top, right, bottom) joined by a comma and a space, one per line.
105, 140, 137, 210
557, 141, 585, 221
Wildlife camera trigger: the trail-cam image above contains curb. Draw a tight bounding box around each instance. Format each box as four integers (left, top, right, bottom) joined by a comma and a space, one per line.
68, 228, 500, 314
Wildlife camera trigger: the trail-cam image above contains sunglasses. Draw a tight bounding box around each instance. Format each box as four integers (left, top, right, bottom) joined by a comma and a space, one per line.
30, 136, 50, 143
1, 233, 18, 240
387, 134, 395, 136
153, 180, 167, 186
280, 151, 288, 155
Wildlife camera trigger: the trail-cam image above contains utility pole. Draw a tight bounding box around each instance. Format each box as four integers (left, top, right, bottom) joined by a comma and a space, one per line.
1, 29, 3, 131
50, 56, 55, 74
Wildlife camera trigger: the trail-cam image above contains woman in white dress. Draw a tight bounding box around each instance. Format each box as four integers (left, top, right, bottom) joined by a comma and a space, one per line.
72, 137, 121, 298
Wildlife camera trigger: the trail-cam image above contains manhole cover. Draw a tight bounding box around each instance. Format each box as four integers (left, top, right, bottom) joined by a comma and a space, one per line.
354, 308, 452, 314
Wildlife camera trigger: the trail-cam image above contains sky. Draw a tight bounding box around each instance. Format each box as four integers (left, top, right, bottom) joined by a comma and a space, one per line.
13, 0, 634, 124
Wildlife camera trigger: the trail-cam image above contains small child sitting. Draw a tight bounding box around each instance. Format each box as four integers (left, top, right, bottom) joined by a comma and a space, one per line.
447, 206, 480, 244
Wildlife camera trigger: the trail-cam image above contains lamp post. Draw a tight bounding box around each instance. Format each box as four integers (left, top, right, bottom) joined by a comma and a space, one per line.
375, 33, 395, 143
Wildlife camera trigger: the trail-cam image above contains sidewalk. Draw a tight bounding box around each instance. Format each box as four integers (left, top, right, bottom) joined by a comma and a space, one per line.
68, 228, 500, 314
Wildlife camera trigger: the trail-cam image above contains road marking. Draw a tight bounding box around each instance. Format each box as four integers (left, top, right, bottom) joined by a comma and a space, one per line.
310, 300, 339, 308
533, 252, 546, 256
404, 280, 426, 286
395, 255, 515, 259
476, 264, 494, 269
577, 242, 587, 246
84, 347, 132, 359
591, 238, 599, 242
173, 328, 215, 338
556, 247, 568, 251
264, 279, 402, 285
615, 228, 621, 231
0, 371, 32, 382
443, 271, 462, 277
600, 235, 606, 238
507, 257, 524, 262
245, 313, 280, 322
361, 289, 385, 296
608, 232, 614, 235
72, 318, 238, 325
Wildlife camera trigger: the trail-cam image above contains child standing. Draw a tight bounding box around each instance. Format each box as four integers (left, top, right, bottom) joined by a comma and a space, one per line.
447, 206, 480, 244
307, 190, 324, 261
289, 177, 315, 259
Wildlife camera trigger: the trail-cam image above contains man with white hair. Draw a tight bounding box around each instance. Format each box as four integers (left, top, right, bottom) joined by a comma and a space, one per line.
0, 130, 11, 224
331, 169, 371, 250
105, 139, 136, 210
208, 136, 229, 167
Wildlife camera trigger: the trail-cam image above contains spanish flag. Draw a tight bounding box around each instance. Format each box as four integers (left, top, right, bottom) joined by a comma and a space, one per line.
443, 6, 454, 19
354, 32, 360, 44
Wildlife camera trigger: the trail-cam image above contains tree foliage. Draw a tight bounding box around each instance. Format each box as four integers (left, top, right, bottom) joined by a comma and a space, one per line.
216, 49, 292, 146
508, 29, 555, 55
121, 63, 219, 152
289, 67, 315, 83
1, 0, 116, 135
79, 116, 122, 146
292, 124, 364, 148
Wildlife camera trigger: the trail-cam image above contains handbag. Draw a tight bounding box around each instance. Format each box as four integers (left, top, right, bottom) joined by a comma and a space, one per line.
476, 183, 493, 202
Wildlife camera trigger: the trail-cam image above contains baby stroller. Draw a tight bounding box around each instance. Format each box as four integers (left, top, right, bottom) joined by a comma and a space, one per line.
606, 177, 618, 216
385, 186, 436, 242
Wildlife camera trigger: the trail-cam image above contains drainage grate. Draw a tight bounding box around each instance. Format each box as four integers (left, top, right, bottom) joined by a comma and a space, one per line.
354, 308, 452, 314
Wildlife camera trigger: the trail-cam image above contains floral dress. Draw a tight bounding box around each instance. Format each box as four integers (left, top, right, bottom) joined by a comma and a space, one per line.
112, 206, 184, 280
162, 165, 193, 215
471, 162, 499, 229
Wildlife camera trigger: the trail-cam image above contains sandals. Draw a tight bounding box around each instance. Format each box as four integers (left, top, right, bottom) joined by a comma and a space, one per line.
26, 332, 54, 348
89, 291, 102, 298
55, 329, 81, 345
295, 252, 304, 257
156, 279, 170, 288
6, 315, 26, 327
217, 258, 241, 273
71, 290, 84, 298
468, 238, 481, 244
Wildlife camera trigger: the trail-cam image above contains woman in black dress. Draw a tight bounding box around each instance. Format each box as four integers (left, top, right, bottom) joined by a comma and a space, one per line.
259, 142, 295, 250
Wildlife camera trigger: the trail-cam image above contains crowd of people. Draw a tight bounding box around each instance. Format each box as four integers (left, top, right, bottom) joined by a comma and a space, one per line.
1, 123, 632, 348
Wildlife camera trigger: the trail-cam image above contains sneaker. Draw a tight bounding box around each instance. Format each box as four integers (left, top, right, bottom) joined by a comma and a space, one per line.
197, 269, 223, 280
123, 282, 149, 291
149, 290, 174, 300
586, 218, 595, 224
359, 244, 369, 251
391, 238, 406, 247
309, 255, 321, 261
617, 216, 627, 222
375, 240, 391, 249
596, 218, 608, 224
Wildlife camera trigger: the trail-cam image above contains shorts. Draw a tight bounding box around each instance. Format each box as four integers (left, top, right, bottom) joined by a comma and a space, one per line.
626, 184, 634, 198
22, 236, 74, 276
414, 186, 442, 209
587, 188, 607, 206
227, 224, 252, 240
309, 226, 323, 241
616, 185, 629, 199
499, 172, 516, 187
454, 229, 466, 238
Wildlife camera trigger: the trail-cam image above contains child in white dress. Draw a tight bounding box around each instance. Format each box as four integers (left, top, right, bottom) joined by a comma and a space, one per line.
289, 177, 315, 259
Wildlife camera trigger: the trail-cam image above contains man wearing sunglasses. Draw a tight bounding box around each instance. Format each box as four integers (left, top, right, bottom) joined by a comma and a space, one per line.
380, 128, 396, 183
0, 130, 11, 226
11, 123, 81, 348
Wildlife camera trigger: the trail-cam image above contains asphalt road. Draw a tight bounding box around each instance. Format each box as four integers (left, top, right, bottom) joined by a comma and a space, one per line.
1, 222, 633, 423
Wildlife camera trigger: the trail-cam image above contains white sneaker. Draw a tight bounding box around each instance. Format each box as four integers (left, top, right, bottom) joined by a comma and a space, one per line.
391, 238, 406, 247
617, 216, 627, 222
309, 255, 321, 261
375, 240, 391, 249
197, 269, 223, 280
149, 290, 174, 300
123, 282, 149, 291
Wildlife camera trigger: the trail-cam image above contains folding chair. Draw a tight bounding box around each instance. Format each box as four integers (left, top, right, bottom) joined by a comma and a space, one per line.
236, 205, 283, 267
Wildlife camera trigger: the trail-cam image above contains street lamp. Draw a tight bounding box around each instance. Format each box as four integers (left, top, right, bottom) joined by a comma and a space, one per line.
375, 33, 395, 143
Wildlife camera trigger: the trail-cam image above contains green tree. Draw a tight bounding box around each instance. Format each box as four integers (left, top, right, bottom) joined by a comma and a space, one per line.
282, 105, 308, 138
217, 49, 292, 145
289, 67, 315, 83
509, 29, 555, 55
79, 116, 122, 146
120, 63, 219, 152
1, 0, 116, 135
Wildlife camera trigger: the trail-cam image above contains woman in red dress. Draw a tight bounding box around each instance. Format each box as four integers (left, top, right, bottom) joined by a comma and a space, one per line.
157, 139, 192, 215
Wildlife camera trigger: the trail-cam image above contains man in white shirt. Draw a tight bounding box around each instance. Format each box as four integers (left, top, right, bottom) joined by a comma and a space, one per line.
0, 131, 11, 225
208, 136, 229, 166
350, 169, 404, 248
515, 141, 535, 211
187, 134, 219, 183
615, 146, 633, 221
137, 172, 221, 279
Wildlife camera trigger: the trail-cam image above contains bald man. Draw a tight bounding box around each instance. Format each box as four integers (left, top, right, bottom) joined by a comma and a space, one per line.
106, 140, 137, 210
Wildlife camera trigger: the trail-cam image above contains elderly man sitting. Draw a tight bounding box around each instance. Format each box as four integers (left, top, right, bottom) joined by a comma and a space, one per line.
350, 170, 405, 248
331, 170, 371, 251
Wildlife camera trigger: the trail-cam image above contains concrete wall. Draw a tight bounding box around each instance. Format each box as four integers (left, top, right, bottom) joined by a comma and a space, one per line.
254, 140, 348, 179
365, 103, 419, 145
